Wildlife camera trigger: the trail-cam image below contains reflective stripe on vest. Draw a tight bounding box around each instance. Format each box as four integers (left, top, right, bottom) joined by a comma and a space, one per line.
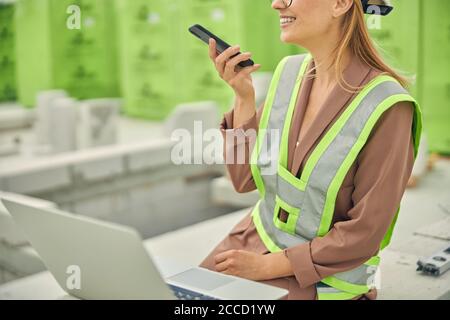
250, 54, 423, 300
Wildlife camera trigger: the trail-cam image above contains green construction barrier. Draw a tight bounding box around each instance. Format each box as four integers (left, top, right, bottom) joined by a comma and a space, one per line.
49, 0, 120, 99
15, 0, 119, 107
116, 0, 307, 120
368, 0, 450, 154
0, 1, 17, 102
115, 0, 179, 120
177, 0, 241, 114
421, 0, 450, 154
368, 0, 421, 99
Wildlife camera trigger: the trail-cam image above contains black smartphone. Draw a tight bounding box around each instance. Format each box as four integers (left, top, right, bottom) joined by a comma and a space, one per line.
189, 24, 255, 68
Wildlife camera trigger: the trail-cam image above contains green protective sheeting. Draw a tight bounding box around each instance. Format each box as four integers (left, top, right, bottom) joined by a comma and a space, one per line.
368, 0, 421, 98
116, 0, 305, 120
15, 0, 119, 107
0, 1, 17, 102
177, 0, 241, 114
369, 0, 450, 154
421, 0, 450, 154
115, 0, 180, 120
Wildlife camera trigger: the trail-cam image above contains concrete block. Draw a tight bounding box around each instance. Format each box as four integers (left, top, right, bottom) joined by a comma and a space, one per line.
0, 164, 71, 194
71, 192, 129, 221
164, 101, 220, 137
77, 99, 121, 150
128, 178, 185, 206
0, 103, 34, 131
48, 97, 78, 153
127, 140, 174, 172
72, 153, 123, 182
34, 90, 67, 146
211, 176, 259, 208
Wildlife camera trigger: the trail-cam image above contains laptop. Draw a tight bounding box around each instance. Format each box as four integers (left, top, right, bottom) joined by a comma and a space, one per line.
1, 197, 288, 300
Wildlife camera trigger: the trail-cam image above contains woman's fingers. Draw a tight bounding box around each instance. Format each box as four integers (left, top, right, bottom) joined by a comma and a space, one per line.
215, 45, 241, 75
208, 38, 217, 61
237, 64, 262, 78
246, 64, 262, 74
215, 260, 230, 273
214, 250, 232, 264
208, 42, 259, 97
223, 52, 252, 79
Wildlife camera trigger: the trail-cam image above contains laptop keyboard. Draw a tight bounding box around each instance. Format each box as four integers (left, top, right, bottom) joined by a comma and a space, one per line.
168, 284, 219, 300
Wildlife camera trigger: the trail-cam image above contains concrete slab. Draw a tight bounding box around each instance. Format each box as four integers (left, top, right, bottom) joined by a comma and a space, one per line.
379, 249, 450, 300
414, 217, 450, 241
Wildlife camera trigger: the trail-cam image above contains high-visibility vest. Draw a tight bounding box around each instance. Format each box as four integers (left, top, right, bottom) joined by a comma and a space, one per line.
250, 54, 422, 300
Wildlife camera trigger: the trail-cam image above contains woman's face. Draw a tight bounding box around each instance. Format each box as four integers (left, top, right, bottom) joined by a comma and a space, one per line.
272, 0, 339, 46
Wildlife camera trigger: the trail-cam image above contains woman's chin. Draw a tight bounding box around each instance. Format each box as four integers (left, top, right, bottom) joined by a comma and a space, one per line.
280, 32, 295, 44
280, 30, 305, 47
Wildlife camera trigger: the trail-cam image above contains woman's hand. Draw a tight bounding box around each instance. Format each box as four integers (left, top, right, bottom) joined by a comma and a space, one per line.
214, 249, 271, 281
214, 250, 295, 281
208, 38, 261, 101
209, 38, 261, 127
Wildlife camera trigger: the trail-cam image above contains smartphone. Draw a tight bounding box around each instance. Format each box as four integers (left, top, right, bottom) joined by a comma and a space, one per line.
189, 24, 255, 68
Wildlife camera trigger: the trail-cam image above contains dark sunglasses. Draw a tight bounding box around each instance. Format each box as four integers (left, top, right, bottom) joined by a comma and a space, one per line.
361, 0, 394, 16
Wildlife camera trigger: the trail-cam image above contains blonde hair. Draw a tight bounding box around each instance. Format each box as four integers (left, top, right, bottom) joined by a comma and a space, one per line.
330, 0, 408, 92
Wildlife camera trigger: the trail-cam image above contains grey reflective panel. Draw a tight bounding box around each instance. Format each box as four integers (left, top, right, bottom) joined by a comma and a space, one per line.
258, 55, 306, 179
261, 174, 277, 200
333, 264, 377, 285
295, 194, 322, 240
300, 81, 407, 237
316, 286, 341, 294
259, 200, 309, 249
255, 55, 309, 249
276, 173, 304, 208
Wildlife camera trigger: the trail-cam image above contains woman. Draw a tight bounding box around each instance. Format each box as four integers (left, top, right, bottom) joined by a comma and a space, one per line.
199, 0, 422, 300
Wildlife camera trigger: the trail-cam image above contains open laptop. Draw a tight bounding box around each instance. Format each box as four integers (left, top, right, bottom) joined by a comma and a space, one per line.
1, 197, 288, 300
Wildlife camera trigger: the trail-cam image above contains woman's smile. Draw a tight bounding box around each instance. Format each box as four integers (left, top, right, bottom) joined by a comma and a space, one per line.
280, 15, 297, 28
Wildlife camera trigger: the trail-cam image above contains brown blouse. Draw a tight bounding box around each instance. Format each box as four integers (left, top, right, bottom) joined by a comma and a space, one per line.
199, 54, 415, 300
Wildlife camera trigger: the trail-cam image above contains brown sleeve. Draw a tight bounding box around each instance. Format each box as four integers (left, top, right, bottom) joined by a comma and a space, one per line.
220, 103, 265, 193
285, 101, 415, 288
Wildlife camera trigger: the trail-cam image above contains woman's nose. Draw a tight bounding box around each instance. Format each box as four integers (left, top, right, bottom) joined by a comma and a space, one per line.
271, 0, 286, 10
